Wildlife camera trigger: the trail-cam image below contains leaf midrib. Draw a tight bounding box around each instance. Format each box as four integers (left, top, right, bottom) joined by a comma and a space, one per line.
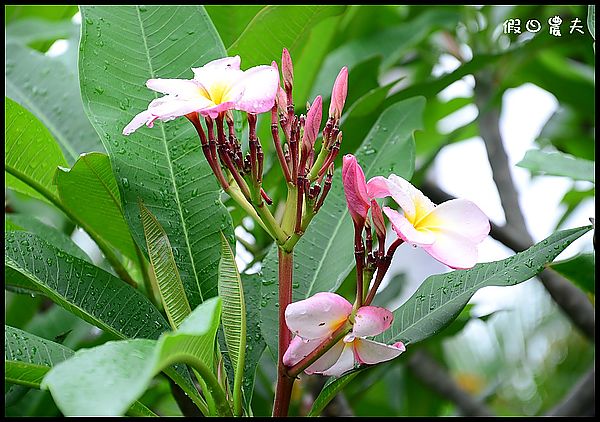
134, 5, 203, 303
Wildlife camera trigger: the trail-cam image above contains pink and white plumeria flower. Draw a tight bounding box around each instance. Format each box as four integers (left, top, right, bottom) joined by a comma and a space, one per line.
369, 174, 491, 269
283, 292, 406, 377
123, 56, 279, 135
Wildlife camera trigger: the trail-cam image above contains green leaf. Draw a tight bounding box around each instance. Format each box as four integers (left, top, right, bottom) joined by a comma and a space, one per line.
55, 152, 138, 262
205, 5, 265, 48
6, 18, 78, 49
139, 201, 191, 330
260, 97, 424, 357
516, 150, 595, 182
5, 325, 74, 388
5, 97, 68, 204
6, 42, 104, 163
228, 6, 346, 69
548, 253, 595, 295
5, 5, 78, 25
218, 233, 246, 416
310, 9, 460, 101
4, 230, 203, 407
307, 368, 367, 416
42, 298, 223, 416
239, 273, 266, 411
5, 214, 90, 263
79, 5, 234, 309
377, 225, 593, 346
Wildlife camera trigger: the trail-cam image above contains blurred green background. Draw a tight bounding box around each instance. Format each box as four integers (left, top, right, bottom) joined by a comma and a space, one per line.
5, 4, 594, 416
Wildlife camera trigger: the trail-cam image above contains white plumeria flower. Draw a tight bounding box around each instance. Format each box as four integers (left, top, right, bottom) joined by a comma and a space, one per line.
283, 292, 406, 377
122, 56, 279, 135
368, 174, 491, 269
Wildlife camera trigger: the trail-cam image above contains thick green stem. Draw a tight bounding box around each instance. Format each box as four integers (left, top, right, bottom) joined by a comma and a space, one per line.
273, 248, 294, 417
280, 185, 298, 236
163, 355, 232, 417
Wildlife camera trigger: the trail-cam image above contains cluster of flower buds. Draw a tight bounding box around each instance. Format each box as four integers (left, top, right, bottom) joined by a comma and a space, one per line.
122, 51, 349, 248
270, 49, 348, 238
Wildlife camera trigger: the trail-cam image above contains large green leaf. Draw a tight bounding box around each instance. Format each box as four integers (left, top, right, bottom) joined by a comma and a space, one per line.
5, 325, 157, 417
79, 5, 234, 309
55, 152, 138, 262
5, 42, 104, 163
6, 18, 78, 49
260, 97, 424, 357
378, 225, 593, 346
5, 214, 90, 263
4, 230, 203, 407
139, 201, 191, 330
218, 233, 246, 415
548, 253, 595, 295
205, 5, 265, 48
516, 150, 595, 182
5, 325, 74, 388
5, 97, 67, 204
228, 6, 346, 69
42, 298, 223, 416
310, 9, 460, 101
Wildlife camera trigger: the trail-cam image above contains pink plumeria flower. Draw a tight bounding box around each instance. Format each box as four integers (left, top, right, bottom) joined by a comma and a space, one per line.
283, 292, 406, 377
341, 154, 388, 227
368, 174, 491, 269
123, 56, 279, 135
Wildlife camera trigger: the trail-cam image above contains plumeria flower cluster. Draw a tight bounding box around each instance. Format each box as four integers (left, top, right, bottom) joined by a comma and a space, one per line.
282, 155, 490, 377
123, 50, 348, 249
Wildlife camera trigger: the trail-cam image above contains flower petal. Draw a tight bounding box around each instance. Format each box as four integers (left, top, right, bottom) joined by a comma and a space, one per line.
145, 78, 201, 98
422, 230, 480, 269
383, 207, 436, 246
386, 174, 436, 223
147, 96, 213, 121
321, 343, 356, 377
304, 339, 345, 375
353, 338, 405, 365
230, 65, 279, 113
123, 109, 156, 135
342, 155, 370, 226
285, 292, 352, 340
418, 199, 490, 243
366, 176, 391, 199
352, 306, 394, 337
283, 335, 323, 367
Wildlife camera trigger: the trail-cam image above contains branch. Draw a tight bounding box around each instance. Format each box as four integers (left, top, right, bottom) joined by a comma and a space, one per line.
407, 350, 493, 416
546, 366, 595, 416
420, 180, 595, 341
474, 72, 530, 237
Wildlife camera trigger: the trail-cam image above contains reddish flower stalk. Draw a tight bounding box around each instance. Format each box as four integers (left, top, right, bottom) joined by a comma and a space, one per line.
215, 115, 251, 200
271, 105, 292, 183
363, 238, 404, 307
185, 113, 229, 190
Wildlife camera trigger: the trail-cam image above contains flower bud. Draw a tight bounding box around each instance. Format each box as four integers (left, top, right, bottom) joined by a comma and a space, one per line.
370, 199, 386, 242
276, 87, 288, 115
302, 95, 322, 149
342, 154, 370, 228
282, 48, 294, 92
329, 66, 348, 120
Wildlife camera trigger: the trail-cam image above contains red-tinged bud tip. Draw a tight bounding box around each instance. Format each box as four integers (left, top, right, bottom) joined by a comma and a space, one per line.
282, 48, 294, 89
271, 60, 278, 71
329, 66, 348, 120
302, 95, 323, 149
